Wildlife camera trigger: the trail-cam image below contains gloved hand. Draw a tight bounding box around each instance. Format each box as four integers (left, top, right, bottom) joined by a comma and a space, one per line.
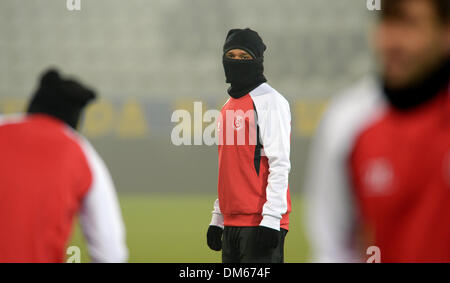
207, 225, 223, 251
255, 226, 280, 251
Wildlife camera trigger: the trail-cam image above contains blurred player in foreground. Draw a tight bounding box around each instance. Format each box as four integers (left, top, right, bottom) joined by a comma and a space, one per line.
305, 0, 450, 262
0, 70, 128, 263
206, 28, 291, 263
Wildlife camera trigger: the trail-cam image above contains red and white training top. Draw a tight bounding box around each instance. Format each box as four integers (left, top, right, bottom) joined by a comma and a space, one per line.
306, 77, 450, 262
0, 114, 128, 263
349, 84, 450, 263
210, 83, 292, 231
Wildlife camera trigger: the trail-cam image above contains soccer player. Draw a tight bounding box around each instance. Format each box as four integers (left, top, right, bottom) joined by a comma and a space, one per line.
305, 0, 450, 262
206, 28, 292, 263
0, 70, 128, 263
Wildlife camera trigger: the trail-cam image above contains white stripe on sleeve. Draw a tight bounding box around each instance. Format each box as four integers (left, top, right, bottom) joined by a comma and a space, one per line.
78, 138, 129, 263
251, 83, 291, 231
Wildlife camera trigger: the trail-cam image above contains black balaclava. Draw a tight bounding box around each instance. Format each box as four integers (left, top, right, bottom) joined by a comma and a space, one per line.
223, 28, 267, 99
27, 69, 96, 129
382, 57, 450, 111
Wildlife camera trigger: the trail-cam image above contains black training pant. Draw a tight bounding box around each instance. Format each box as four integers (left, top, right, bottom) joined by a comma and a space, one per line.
222, 226, 288, 263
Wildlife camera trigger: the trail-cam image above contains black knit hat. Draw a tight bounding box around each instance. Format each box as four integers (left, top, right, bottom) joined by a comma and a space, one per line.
27, 69, 96, 129
223, 28, 267, 59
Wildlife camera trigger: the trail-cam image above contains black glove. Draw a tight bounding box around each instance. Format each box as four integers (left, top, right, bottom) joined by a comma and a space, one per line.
255, 226, 280, 251
207, 225, 223, 251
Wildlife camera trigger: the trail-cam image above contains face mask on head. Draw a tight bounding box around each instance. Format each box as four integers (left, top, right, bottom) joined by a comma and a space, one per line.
223, 57, 264, 84
222, 56, 266, 99
222, 28, 268, 99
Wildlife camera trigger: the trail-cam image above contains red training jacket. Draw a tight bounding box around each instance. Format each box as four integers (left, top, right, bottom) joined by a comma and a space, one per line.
0, 114, 127, 263
350, 86, 450, 262
210, 83, 292, 231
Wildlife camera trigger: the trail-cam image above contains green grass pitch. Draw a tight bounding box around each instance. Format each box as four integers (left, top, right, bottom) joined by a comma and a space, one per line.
68, 194, 310, 263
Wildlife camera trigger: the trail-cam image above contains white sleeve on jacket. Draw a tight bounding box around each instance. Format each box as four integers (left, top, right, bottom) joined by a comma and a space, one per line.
209, 199, 224, 228
251, 84, 291, 231
304, 77, 384, 262
78, 137, 129, 263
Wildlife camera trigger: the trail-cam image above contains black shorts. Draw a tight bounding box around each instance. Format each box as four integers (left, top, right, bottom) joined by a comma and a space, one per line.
222, 226, 288, 263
